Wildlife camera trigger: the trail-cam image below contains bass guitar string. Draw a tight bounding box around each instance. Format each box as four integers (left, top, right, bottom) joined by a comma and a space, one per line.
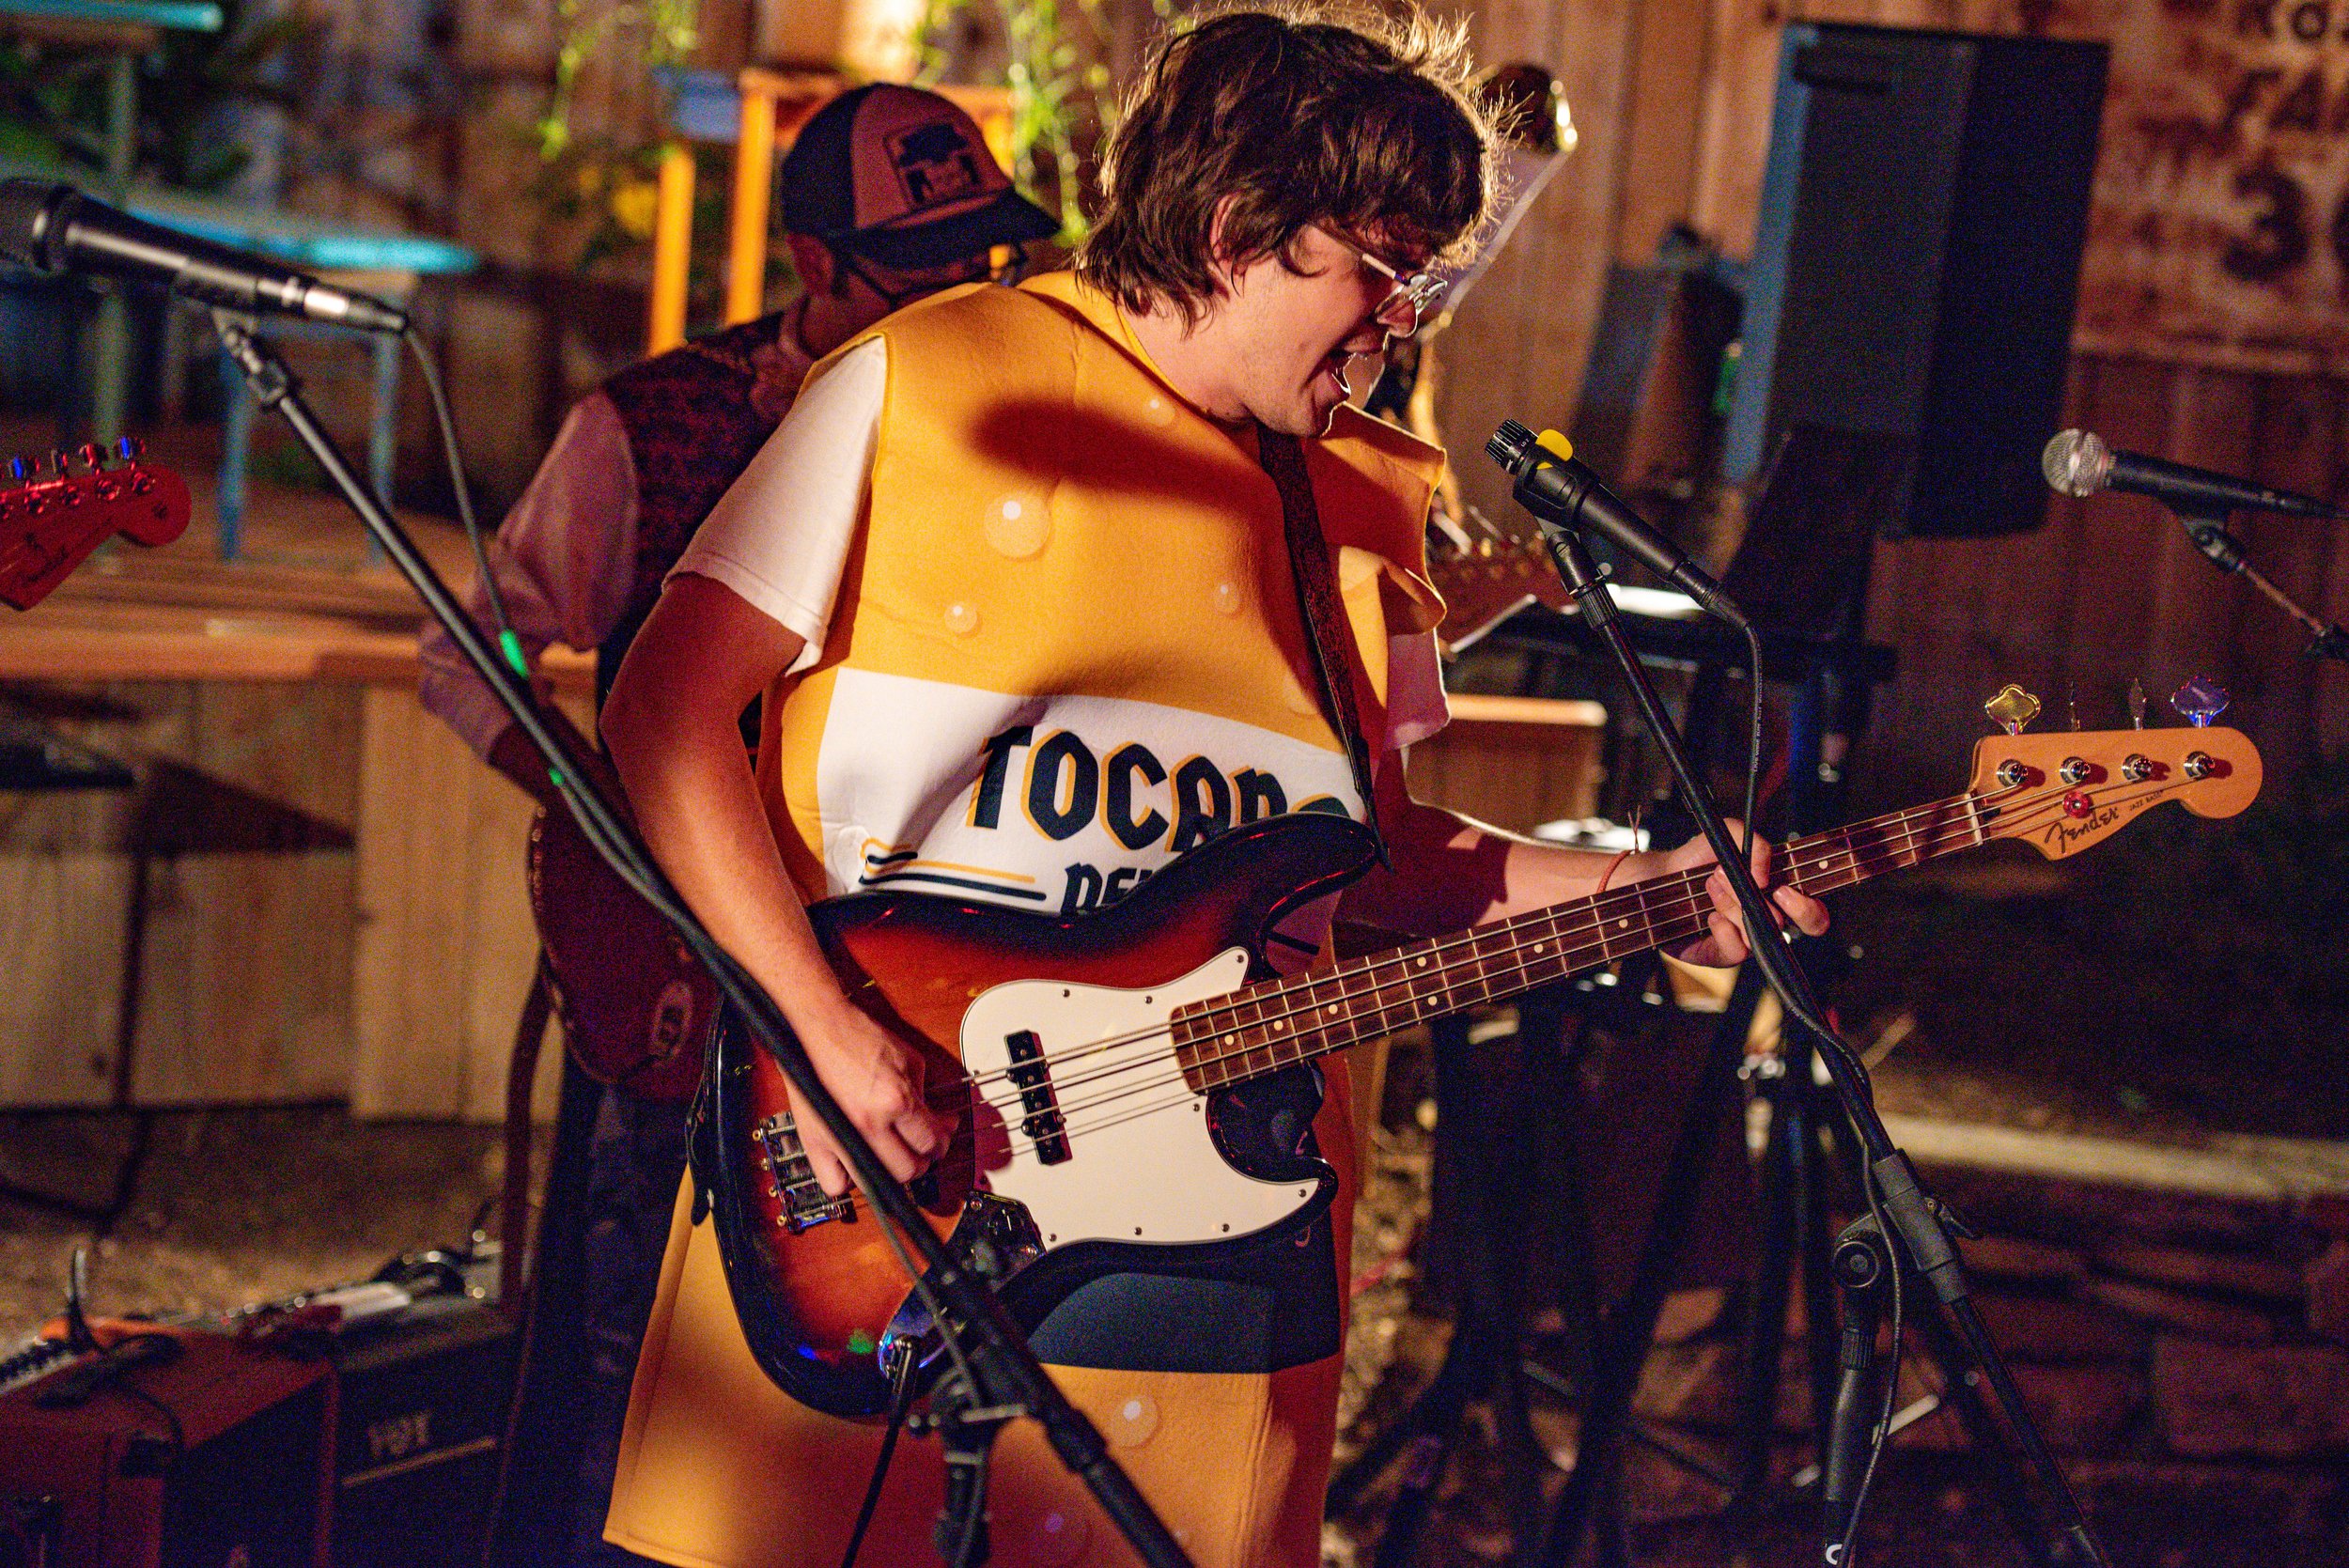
978, 782, 2107, 1144
1119, 770, 2174, 1108
950, 781, 2022, 1099
801, 779, 2079, 1197
978, 781, 2044, 1116
784, 775, 2123, 1208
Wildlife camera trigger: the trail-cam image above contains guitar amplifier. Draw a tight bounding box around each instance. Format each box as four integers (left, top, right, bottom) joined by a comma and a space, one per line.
324, 1291, 518, 1568
0, 1328, 332, 1568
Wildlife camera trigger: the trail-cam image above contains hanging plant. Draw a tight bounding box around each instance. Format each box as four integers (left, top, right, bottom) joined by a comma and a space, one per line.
523, 0, 701, 268
916, 0, 1129, 244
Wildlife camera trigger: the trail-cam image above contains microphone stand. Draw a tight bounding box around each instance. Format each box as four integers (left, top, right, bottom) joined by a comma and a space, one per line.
2173, 505, 2349, 663
209, 312, 1193, 1568
1506, 496, 2112, 1568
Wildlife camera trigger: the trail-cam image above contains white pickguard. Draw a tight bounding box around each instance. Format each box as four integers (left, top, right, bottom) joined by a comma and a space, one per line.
957, 948, 1324, 1249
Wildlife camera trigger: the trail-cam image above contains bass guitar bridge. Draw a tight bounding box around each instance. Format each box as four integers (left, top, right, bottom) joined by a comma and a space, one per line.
754, 1112, 857, 1232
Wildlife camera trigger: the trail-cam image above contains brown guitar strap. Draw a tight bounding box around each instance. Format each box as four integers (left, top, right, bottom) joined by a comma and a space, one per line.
1255, 424, 1390, 869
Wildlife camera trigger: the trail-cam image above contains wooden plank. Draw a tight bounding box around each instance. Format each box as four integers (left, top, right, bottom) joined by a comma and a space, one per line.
1406, 694, 1608, 833
1439, 0, 1642, 533
1687, 0, 1782, 259
351, 685, 499, 1119
350, 682, 584, 1123
0, 852, 136, 1107
0, 678, 366, 1109
2145, 365, 2261, 706
0, 601, 597, 690
2237, 374, 2341, 776
2315, 391, 2349, 755
1610, 0, 1713, 262
2059, 356, 2174, 701
132, 681, 364, 1105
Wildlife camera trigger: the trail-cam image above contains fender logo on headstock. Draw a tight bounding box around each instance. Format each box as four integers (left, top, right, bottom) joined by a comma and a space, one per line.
2041, 800, 2129, 853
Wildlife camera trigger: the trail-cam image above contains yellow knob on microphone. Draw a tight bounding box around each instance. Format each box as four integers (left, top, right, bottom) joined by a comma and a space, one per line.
1535, 429, 1575, 464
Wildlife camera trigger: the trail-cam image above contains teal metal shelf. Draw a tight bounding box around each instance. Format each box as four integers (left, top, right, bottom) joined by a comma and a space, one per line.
0, 0, 222, 31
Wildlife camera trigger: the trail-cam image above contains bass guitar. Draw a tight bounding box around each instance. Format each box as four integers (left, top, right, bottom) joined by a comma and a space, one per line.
700, 722, 2261, 1419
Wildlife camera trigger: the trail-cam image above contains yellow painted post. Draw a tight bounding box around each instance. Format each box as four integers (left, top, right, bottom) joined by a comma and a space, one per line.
726, 85, 779, 325
646, 143, 696, 354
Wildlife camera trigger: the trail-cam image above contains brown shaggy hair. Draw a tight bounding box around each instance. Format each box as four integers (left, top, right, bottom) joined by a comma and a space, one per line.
1078, 1, 1497, 323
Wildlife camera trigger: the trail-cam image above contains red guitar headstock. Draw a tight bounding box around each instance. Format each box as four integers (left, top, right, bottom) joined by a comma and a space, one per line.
0, 439, 193, 612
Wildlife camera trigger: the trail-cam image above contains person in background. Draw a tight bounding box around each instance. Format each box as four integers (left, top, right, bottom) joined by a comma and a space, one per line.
414, 83, 1054, 1568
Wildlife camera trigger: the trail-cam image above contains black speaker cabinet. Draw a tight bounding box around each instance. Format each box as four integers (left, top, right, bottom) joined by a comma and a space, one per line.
326, 1294, 517, 1568
0, 1331, 332, 1568
1722, 23, 2108, 538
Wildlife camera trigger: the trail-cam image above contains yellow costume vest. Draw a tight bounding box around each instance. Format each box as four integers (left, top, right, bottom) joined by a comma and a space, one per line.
605, 272, 1445, 1568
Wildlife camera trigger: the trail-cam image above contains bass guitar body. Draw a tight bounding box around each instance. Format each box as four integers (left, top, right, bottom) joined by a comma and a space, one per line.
702, 813, 1379, 1420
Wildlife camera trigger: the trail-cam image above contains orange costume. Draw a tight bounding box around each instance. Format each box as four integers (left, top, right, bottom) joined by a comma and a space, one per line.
605, 272, 1448, 1568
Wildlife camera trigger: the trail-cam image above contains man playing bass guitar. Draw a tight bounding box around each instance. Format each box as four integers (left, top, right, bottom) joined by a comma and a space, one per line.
597, 5, 1825, 1565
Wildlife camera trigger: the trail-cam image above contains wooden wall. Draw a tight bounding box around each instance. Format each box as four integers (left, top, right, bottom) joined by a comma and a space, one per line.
1434, 0, 2349, 806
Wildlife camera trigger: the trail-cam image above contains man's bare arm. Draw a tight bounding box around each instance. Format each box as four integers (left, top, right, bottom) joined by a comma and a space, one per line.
599, 572, 952, 1196
1337, 763, 1827, 965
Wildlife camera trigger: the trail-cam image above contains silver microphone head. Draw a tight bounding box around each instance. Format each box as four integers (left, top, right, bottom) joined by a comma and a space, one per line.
2043, 428, 2112, 498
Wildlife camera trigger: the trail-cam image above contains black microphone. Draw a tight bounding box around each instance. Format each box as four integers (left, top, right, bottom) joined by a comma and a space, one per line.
1486, 419, 1749, 627
2042, 427, 2340, 520
0, 179, 408, 334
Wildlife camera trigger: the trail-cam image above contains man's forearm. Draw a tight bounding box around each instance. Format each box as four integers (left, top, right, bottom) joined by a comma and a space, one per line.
1337, 793, 1623, 936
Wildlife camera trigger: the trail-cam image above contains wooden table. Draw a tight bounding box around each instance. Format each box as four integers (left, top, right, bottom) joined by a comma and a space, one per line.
0, 592, 588, 1120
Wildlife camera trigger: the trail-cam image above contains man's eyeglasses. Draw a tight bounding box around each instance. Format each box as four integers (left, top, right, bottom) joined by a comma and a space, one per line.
1348, 243, 1449, 334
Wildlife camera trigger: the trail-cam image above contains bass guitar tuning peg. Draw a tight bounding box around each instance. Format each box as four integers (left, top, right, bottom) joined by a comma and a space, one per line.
1983, 683, 2042, 737
2170, 675, 2230, 729
2128, 679, 2148, 730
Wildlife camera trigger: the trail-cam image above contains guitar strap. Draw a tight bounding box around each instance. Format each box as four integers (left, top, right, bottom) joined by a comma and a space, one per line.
1255, 424, 1391, 869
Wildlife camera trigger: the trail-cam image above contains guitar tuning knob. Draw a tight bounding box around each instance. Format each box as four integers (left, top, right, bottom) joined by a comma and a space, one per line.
46, 450, 68, 475
2128, 678, 2148, 730
6, 457, 25, 484
116, 435, 144, 463
75, 443, 100, 473
1983, 683, 2043, 737
2170, 675, 2230, 729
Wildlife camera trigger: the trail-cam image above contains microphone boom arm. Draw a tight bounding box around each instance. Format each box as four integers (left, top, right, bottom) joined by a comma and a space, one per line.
2175, 505, 2349, 663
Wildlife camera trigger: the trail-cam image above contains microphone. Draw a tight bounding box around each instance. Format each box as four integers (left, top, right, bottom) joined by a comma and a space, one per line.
0, 179, 408, 334
1486, 420, 1749, 627
2042, 427, 2340, 520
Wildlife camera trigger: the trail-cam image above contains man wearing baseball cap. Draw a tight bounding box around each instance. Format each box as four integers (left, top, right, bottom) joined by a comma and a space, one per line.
416, 82, 1052, 1568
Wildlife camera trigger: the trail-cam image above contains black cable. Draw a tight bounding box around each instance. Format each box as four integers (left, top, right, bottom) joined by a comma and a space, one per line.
1833, 1156, 1904, 1568
404, 326, 520, 662
409, 292, 981, 1356
407, 318, 990, 1386
1738, 621, 1763, 862
109, 1345, 187, 1455
410, 303, 1002, 1560
841, 1343, 922, 1568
